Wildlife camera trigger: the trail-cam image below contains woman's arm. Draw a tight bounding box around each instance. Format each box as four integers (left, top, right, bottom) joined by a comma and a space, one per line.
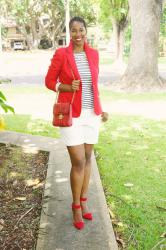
58, 80, 80, 92
45, 49, 64, 91
45, 48, 81, 93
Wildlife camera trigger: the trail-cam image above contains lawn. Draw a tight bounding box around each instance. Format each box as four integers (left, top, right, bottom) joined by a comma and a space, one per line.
99, 87, 166, 102
1, 85, 166, 249
99, 55, 166, 65
95, 115, 166, 250
2, 84, 166, 102
2, 114, 60, 138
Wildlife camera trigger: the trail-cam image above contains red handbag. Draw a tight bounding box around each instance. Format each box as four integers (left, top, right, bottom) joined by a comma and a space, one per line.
52, 92, 75, 127
52, 63, 76, 127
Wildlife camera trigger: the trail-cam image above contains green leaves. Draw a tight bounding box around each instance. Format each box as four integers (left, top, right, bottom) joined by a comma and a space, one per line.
98, 0, 129, 31
70, 0, 97, 24
110, 0, 129, 20
0, 91, 15, 113
0, 92, 6, 101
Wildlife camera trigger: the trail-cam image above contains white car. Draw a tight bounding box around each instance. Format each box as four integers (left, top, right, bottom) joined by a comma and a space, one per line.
14, 42, 25, 50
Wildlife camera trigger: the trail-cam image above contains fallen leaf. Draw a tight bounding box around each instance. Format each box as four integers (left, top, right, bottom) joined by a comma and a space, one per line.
0, 219, 5, 231
116, 236, 125, 248
26, 178, 40, 187
15, 197, 26, 201
33, 182, 44, 189
160, 232, 166, 238
13, 180, 18, 186
124, 183, 134, 187
117, 222, 125, 227
126, 152, 132, 155
113, 220, 126, 228
112, 220, 118, 226
108, 207, 115, 219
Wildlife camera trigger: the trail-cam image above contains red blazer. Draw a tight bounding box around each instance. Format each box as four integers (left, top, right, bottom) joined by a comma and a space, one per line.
45, 41, 102, 117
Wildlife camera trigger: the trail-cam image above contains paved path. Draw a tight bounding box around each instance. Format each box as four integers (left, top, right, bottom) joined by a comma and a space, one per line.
0, 131, 118, 250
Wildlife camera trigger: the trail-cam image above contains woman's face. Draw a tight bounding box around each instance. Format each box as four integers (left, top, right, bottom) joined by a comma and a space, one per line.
70, 21, 87, 47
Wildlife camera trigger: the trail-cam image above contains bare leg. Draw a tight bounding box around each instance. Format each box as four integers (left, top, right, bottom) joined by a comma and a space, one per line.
67, 144, 85, 223
80, 144, 94, 214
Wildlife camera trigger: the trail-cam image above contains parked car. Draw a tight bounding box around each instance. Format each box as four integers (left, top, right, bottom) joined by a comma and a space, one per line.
13, 41, 28, 50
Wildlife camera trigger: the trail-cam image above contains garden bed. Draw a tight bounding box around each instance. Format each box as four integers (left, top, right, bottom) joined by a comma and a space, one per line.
0, 142, 49, 249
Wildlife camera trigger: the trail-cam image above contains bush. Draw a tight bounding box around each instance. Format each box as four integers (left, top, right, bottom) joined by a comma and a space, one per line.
38, 36, 52, 49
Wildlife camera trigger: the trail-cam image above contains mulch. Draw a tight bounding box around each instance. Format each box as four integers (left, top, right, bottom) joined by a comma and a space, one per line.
0, 142, 49, 250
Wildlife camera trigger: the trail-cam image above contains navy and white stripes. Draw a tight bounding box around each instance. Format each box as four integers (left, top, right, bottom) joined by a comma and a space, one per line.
74, 52, 94, 109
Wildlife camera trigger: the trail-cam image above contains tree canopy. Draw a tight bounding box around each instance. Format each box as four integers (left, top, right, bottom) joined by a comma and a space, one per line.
1, 0, 98, 48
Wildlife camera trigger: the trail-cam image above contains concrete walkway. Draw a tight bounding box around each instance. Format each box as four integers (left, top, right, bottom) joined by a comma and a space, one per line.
0, 131, 118, 250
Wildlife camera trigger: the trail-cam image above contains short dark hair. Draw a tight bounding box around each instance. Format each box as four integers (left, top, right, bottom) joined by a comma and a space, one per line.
69, 16, 87, 31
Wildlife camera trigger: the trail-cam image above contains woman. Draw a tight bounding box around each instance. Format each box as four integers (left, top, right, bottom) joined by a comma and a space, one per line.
45, 16, 108, 230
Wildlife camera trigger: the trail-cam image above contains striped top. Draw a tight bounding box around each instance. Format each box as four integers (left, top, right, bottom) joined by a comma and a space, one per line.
74, 52, 94, 109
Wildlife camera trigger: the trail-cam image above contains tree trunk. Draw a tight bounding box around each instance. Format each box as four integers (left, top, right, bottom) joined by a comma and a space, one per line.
119, 0, 166, 91
22, 25, 32, 50
111, 14, 129, 68
31, 17, 40, 49
51, 20, 64, 49
111, 18, 125, 63
0, 23, 2, 52
65, 0, 70, 46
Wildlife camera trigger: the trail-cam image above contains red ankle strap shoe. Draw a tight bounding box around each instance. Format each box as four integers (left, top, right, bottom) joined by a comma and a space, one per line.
72, 203, 84, 230
80, 198, 93, 220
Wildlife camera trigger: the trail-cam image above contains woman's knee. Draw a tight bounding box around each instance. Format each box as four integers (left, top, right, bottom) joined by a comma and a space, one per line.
72, 157, 86, 171
85, 152, 92, 165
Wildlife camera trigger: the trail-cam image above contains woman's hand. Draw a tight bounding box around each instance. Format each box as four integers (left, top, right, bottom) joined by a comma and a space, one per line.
58, 81, 80, 92
71, 80, 80, 91
101, 112, 109, 122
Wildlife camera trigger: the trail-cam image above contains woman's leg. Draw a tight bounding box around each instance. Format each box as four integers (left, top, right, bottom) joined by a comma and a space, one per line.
80, 144, 94, 214
67, 144, 86, 222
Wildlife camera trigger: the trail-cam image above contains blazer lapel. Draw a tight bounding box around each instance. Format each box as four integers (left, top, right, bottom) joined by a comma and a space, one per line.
65, 41, 81, 80
65, 41, 97, 85
84, 43, 96, 86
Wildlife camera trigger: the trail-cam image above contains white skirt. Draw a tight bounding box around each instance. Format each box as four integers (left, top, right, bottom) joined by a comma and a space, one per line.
59, 109, 101, 146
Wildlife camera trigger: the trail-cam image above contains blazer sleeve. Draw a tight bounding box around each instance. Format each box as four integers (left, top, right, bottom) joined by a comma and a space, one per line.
45, 48, 64, 91
96, 50, 99, 74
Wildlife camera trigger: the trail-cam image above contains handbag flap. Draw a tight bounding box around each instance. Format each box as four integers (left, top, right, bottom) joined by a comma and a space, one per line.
53, 102, 71, 115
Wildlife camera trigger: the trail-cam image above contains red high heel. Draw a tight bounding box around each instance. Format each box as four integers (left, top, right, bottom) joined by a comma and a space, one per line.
72, 203, 84, 230
80, 197, 93, 220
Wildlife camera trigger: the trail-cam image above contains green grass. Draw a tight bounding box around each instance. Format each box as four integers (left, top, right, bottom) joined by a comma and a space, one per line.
99, 87, 166, 102
3, 111, 166, 249
0, 79, 11, 84
95, 115, 166, 250
99, 56, 128, 65
159, 57, 166, 64
1, 85, 48, 95
99, 56, 166, 65
1, 85, 166, 249
100, 57, 114, 64
2, 114, 60, 138
2, 85, 166, 103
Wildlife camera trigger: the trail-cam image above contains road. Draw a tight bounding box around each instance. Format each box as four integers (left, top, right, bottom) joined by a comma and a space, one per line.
0, 50, 166, 85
